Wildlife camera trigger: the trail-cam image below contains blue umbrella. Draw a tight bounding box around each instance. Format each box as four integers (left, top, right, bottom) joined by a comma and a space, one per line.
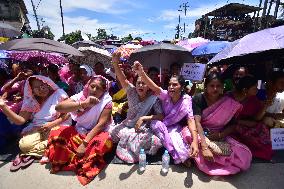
191, 41, 230, 56
209, 25, 284, 65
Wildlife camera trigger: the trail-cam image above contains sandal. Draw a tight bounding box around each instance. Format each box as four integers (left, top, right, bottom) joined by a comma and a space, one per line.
39, 156, 49, 165
10, 154, 22, 172
21, 156, 34, 169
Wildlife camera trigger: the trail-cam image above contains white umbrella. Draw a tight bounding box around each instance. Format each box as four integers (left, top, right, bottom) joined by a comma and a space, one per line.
77, 46, 112, 68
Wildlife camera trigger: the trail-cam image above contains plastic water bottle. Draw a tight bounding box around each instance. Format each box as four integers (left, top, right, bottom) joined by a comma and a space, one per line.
161, 150, 170, 174
139, 149, 146, 172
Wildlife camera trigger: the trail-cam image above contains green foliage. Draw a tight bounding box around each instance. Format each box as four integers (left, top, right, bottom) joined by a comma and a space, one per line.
31, 26, 54, 40
121, 34, 133, 43
134, 37, 142, 41
95, 28, 109, 40
59, 30, 83, 45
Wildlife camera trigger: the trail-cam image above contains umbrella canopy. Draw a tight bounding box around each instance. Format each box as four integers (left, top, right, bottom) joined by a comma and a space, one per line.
104, 45, 118, 54
129, 43, 193, 71
77, 46, 112, 68
209, 26, 284, 65
8, 51, 68, 65
72, 40, 105, 49
0, 23, 21, 38
177, 37, 209, 52
0, 38, 84, 56
115, 44, 142, 60
192, 41, 230, 56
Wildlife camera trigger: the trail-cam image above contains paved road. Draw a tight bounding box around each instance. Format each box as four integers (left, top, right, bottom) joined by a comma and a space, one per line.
0, 162, 284, 189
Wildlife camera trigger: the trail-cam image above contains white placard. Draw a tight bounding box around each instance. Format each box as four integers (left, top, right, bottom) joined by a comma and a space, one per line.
181, 63, 207, 82
271, 128, 284, 150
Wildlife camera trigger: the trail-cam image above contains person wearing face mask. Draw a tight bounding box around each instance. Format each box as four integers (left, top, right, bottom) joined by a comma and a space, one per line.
133, 61, 199, 167
182, 73, 252, 175
231, 75, 273, 161
45, 75, 113, 186
109, 52, 164, 163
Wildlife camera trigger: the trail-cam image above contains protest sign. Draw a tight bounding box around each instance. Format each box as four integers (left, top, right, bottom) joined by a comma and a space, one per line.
180, 63, 206, 82
271, 128, 284, 150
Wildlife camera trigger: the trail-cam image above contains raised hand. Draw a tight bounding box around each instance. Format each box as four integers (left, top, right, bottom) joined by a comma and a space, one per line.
132, 61, 144, 75
112, 51, 121, 65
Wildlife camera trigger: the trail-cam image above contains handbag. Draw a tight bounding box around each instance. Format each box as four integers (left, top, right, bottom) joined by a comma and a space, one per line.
205, 137, 232, 156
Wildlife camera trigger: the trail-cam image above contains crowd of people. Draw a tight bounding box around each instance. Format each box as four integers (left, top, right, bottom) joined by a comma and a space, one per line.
0, 51, 283, 185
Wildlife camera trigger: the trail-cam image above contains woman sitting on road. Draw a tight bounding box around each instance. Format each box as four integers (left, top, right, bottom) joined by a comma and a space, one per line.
45, 75, 113, 185
182, 73, 252, 175
133, 61, 199, 166
109, 52, 164, 163
0, 75, 71, 171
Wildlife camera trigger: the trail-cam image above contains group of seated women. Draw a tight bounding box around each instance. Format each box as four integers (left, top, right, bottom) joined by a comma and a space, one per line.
0, 52, 283, 185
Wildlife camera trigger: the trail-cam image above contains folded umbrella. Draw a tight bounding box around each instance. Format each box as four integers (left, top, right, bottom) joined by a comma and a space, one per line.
0, 38, 84, 56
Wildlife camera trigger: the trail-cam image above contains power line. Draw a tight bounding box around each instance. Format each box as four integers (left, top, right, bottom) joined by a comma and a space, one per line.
36, 0, 42, 10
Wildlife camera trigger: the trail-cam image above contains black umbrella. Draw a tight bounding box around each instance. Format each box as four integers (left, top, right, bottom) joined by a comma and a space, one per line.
129, 43, 193, 72
72, 40, 105, 49
0, 38, 84, 56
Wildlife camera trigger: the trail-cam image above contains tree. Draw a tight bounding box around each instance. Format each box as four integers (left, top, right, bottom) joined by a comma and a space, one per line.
31, 26, 55, 40
95, 28, 109, 40
121, 34, 133, 43
59, 30, 83, 45
134, 37, 142, 41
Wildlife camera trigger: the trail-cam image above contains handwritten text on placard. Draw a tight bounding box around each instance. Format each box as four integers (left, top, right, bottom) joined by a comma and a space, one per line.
181, 63, 206, 82
271, 128, 284, 150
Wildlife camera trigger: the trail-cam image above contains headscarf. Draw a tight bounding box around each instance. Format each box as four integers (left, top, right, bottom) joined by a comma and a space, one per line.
80, 75, 110, 101
21, 75, 59, 113
70, 75, 112, 122
80, 64, 94, 77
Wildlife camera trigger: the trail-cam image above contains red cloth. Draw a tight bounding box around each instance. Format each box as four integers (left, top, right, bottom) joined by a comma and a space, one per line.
46, 126, 113, 185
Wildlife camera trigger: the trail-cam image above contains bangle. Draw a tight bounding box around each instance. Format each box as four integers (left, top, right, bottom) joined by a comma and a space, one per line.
192, 129, 198, 132
82, 139, 88, 146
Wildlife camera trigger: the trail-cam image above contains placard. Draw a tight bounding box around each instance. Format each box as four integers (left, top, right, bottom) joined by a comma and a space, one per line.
180, 63, 207, 82
271, 128, 284, 150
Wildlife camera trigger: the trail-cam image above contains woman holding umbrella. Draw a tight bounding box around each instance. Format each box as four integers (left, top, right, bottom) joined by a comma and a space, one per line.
133, 61, 199, 165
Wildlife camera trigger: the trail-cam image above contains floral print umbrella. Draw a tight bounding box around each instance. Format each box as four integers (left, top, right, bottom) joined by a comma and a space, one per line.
9, 51, 69, 65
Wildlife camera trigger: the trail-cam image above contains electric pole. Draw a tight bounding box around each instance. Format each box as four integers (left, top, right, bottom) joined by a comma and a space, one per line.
59, 0, 65, 37
30, 0, 40, 31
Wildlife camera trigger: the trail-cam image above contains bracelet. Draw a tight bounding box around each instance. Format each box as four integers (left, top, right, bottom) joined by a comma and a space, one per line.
192, 129, 198, 132
82, 139, 88, 146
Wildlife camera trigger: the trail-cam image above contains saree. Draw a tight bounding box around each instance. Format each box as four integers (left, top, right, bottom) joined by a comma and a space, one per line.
46, 75, 113, 185
182, 96, 252, 175
18, 75, 71, 157
233, 96, 273, 160
109, 84, 163, 163
150, 90, 193, 164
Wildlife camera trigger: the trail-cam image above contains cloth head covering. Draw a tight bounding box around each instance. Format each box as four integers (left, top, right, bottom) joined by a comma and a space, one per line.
21, 75, 59, 113
80, 64, 94, 77
80, 75, 110, 101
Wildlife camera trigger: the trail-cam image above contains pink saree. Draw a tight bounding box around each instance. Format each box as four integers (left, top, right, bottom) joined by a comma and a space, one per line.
182, 96, 252, 175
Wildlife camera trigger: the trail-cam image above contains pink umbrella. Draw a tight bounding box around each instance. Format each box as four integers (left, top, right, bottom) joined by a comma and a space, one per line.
177, 37, 210, 52
115, 44, 143, 60
8, 51, 69, 65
